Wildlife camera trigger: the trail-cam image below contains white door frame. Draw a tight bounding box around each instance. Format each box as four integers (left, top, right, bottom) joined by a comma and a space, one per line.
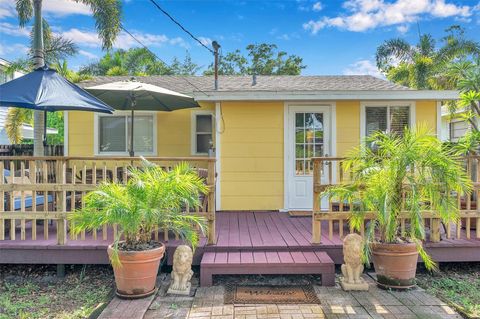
283, 102, 336, 211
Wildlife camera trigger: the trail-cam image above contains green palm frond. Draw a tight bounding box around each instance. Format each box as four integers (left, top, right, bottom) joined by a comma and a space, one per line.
15, 0, 33, 27
323, 126, 472, 269
69, 161, 209, 265
77, 0, 122, 50
5, 108, 32, 144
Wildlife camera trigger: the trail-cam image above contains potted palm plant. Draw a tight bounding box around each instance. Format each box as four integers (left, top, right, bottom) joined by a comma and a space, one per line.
69, 160, 208, 298
323, 126, 471, 289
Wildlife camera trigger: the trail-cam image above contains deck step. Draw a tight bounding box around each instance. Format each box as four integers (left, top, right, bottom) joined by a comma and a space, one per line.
200, 250, 335, 287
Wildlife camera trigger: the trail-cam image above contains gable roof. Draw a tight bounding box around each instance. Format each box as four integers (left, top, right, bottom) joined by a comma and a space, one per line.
79, 75, 459, 101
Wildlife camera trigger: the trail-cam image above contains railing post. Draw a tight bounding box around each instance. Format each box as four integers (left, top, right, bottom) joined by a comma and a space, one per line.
312, 158, 321, 244
207, 159, 216, 245
430, 218, 440, 242
56, 159, 67, 245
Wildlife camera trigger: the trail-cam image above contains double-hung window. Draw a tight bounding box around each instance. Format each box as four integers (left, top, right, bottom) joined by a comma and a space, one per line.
192, 111, 213, 155
362, 103, 413, 138
96, 112, 156, 155
449, 119, 469, 142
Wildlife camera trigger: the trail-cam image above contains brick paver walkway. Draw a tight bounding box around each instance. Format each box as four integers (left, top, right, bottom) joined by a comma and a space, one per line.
102, 273, 461, 319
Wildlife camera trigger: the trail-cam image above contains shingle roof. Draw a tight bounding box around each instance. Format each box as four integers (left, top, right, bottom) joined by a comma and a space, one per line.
79, 75, 411, 94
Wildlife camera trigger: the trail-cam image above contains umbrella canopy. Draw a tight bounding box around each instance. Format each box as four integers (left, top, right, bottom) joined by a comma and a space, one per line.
0, 66, 115, 113
0, 66, 114, 152
86, 79, 200, 156
85, 80, 200, 111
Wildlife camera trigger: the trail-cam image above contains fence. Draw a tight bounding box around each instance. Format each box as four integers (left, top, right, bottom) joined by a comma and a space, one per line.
312, 156, 480, 244
0, 156, 216, 245
0, 144, 64, 156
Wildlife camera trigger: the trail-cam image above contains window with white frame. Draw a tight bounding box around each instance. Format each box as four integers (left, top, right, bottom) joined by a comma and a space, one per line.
364, 104, 411, 138
192, 112, 213, 155
449, 119, 469, 142
96, 113, 155, 155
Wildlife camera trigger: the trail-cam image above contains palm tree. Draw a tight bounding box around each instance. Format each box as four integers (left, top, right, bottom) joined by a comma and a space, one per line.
376, 25, 480, 89
14, 0, 122, 155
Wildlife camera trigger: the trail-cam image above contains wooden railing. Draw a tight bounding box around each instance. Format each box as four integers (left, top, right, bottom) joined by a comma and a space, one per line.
312, 156, 480, 244
0, 156, 216, 245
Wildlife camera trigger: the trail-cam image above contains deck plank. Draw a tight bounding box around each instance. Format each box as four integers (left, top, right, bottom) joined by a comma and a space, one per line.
290, 251, 308, 263
216, 213, 230, 247
277, 251, 294, 263
268, 212, 299, 247
265, 251, 280, 263
238, 212, 253, 248
240, 251, 254, 263
277, 213, 311, 246
246, 212, 264, 247
228, 251, 241, 264
254, 212, 278, 247
228, 212, 241, 247
253, 251, 267, 263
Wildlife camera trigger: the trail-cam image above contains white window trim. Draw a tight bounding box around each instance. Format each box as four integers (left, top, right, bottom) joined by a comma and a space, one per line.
191, 110, 214, 156
360, 101, 416, 140
94, 111, 157, 156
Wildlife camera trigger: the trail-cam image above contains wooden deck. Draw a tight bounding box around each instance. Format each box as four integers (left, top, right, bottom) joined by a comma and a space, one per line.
1, 211, 479, 265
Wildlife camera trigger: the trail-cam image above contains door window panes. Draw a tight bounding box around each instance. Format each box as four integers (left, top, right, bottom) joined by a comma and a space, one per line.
295, 112, 323, 175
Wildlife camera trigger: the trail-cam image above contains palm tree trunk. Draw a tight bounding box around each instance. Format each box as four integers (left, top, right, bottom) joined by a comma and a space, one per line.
33, 0, 45, 156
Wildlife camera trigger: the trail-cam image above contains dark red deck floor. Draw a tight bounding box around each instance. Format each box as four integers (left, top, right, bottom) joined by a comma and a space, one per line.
1, 211, 479, 265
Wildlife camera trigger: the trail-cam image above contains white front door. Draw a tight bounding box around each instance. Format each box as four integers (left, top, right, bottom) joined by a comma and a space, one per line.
286, 105, 331, 211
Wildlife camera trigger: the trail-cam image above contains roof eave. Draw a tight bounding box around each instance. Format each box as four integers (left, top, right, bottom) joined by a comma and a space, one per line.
193, 90, 460, 101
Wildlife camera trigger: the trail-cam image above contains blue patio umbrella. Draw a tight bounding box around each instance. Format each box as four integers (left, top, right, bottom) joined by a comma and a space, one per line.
0, 66, 114, 151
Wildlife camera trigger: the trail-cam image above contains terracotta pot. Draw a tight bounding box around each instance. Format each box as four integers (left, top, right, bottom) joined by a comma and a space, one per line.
107, 242, 165, 298
371, 242, 418, 289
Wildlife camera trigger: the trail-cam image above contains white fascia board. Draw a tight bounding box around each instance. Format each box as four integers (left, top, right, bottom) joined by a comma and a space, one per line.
193, 90, 460, 101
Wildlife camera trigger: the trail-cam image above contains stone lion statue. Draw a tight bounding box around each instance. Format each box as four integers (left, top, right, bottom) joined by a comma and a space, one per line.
340, 233, 367, 290
170, 245, 194, 292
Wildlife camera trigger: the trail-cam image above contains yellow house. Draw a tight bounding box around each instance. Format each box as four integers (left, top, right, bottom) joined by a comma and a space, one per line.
70, 75, 458, 212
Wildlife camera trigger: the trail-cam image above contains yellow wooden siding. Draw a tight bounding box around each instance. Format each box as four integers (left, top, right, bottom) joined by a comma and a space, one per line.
416, 100, 437, 133
336, 101, 360, 157
68, 111, 94, 156
67, 102, 214, 157
219, 101, 284, 211
68, 99, 438, 211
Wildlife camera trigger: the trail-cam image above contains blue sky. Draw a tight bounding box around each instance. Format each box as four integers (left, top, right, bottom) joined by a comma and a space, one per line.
0, 0, 479, 76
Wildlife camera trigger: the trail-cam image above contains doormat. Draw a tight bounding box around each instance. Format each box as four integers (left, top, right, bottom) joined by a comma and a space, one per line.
224, 284, 320, 304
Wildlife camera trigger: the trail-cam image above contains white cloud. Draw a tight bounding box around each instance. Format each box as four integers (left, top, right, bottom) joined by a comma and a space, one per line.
0, 42, 29, 55
277, 32, 300, 41
396, 24, 409, 34
313, 2, 323, 11
304, 0, 474, 33
78, 50, 98, 59
58, 28, 188, 50
59, 29, 101, 47
169, 37, 189, 49
343, 59, 383, 78
42, 0, 90, 16
0, 1, 15, 19
197, 36, 212, 47
0, 22, 30, 37
0, 0, 91, 19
